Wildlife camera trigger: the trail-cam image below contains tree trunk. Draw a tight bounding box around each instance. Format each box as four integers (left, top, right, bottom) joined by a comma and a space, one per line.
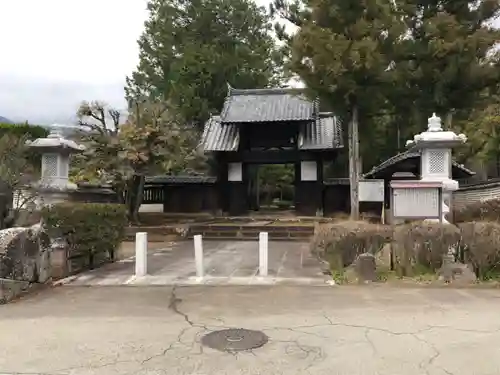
131, 175, 145, 224
444, 111, 453, 129
125, 179, 134, 220
349, 104, 360, 220
125, 175, 143, 224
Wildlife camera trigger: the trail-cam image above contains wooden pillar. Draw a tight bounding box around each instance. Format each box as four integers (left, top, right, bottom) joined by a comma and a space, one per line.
294, 161, 301, 213
216, 155, 229, 213
317, 158, 324, 216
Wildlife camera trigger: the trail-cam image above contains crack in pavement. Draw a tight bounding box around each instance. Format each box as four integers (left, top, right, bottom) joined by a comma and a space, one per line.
52, 356, 139, 375
271, 337, 324, 369
168, 285, 195, 327
21, 286, 215, 375
263, 313, 492, 375
141, 326, 192, 364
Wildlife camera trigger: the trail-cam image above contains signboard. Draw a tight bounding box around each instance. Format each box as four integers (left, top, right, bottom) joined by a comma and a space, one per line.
359, 179, 384, 202
390, 181, 442, 220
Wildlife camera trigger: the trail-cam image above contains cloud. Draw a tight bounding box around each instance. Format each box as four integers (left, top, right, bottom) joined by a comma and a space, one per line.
0, 74, 127, 125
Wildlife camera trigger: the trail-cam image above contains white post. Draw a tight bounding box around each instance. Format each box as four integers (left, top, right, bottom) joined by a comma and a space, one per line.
194, 234, 204, 279
259, 232, 268, 277
135, 232, 148, 277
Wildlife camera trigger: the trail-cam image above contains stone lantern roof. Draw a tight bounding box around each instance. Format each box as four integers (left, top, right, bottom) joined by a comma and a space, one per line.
406, 113, 467, 149
26, 130, 86, 153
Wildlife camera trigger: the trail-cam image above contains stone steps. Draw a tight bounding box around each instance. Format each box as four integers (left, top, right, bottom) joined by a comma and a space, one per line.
126, 223, 316, 242
187, 224, 314, 241
125, 226, 188, 242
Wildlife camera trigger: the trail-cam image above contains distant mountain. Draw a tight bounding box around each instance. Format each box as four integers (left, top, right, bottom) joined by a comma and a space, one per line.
0, 116, 13, 124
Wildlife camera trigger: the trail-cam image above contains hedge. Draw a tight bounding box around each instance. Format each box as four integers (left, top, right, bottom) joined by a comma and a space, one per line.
458, 221, 500, 279
312, 219, 500, 280
311, 221, 392, 270
0, 123, 48, 140
41, 203, 127, 271
393, 222, 461, 275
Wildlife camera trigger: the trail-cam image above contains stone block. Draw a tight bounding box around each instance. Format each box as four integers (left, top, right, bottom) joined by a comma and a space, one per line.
376, 243, 392, 269
0, 224, 51, 283
50, 240, 69, 279
438, 260, 477, 285
354, 252, 377, 283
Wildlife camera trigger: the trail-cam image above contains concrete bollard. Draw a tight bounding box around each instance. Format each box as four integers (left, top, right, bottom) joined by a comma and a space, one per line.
135, 232, 148, 277
259, 232, 268, 277
194, 234, 204, 279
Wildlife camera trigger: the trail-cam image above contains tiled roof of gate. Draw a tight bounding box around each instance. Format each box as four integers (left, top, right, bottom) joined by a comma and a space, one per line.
220, 87, 316, 123
200, 116, 239, 152
364, 149, 475, 179
200, 113, 343, 152
299, 113, 344, 150
200, 87, 344, 152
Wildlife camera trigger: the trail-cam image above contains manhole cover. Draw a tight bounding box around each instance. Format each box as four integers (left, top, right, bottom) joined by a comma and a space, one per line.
201, 328, 268, 352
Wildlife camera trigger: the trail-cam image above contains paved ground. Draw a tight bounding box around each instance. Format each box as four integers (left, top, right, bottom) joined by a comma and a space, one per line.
61, 241, 328, 286
2, 286, 500, 374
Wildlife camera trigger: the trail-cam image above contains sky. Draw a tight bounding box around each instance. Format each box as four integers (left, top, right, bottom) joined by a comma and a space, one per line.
0, 0, 150, 124
0, 1, 495, 125
0, 0, 272, 124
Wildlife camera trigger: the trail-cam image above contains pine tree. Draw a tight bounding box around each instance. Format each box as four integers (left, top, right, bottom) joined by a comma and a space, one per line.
392, 0, 500, 129
126, 0, 282, 128
272, 0, 402, 219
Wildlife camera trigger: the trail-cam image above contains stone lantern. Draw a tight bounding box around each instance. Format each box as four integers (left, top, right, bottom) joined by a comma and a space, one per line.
406, 113, 467, 223
26, 130, 85, 206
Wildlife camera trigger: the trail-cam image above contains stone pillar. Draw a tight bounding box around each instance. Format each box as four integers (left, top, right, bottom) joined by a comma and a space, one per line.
406, 114, 467, 223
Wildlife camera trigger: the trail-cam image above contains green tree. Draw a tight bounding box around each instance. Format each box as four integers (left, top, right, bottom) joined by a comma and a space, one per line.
0, 133, 39, 228
272, 0, 402, 219
258, 164, 294, 205
453, 92, 500, 176
392, 0, 500, 129
126, 0, 282, 128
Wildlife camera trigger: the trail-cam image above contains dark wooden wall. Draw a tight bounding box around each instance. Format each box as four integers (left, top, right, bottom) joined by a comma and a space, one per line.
162, 184, 219, 213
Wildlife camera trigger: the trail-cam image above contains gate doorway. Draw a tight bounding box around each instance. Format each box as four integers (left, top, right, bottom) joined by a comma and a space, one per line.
248, 164, 295, 213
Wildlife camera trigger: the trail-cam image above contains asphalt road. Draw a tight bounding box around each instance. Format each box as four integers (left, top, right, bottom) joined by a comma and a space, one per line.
1, 285, 500, 375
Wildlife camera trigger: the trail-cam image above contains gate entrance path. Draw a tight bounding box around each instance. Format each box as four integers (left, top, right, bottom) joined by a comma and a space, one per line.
59, 240, 329, 286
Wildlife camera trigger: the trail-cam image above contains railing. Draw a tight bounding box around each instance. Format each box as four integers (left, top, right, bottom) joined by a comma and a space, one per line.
142, 185, 165, 204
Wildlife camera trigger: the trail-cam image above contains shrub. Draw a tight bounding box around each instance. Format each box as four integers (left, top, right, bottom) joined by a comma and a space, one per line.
393, 222, 460, 275
458, 221, 500, 279
41, 203, 127, 270
311, 221, 392, 270
453, 199, 500, 223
